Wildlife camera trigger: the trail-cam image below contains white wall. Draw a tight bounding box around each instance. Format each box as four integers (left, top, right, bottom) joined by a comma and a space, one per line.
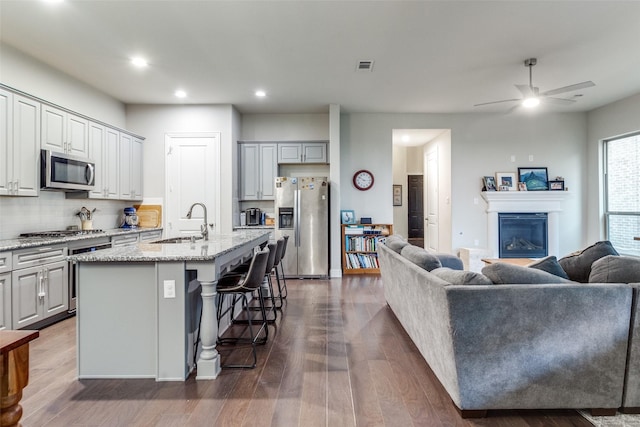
392, 145, 408, 237
0, 43, 126, 127
125, 104, 237, 232
241, 113, 329, 141
341, 112, 587, 256
586, 92, 640, 244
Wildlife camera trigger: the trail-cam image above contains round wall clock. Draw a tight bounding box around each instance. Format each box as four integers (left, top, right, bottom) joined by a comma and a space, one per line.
353, 169, 374, 191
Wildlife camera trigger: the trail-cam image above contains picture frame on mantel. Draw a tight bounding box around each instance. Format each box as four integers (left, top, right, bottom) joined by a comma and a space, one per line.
518, 167, 549, 191
549, 180, 565, 191
495, 172, 516, 191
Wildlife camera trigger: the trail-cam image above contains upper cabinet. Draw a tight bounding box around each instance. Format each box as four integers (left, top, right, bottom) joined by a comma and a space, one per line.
88, 123, 120, 199
277, 142, 327, 164
42, 105, 89, 157
0, 89, 40, 197
119, 133, 143, 201
239, 143, 278, 200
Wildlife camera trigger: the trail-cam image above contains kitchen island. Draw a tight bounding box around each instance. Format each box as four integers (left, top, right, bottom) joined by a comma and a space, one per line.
69, 230, 270, 381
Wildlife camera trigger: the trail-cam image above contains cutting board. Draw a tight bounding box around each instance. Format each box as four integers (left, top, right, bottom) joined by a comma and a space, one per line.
134, 204, 162, 228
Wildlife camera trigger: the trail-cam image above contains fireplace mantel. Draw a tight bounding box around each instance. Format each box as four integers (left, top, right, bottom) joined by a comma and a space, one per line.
481, 191, 571, 257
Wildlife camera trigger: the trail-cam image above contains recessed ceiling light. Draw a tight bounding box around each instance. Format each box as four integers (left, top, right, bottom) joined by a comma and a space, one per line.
401, 135, 410, 143
255, 90, 266, 98
522, 97, 540, 108
130, 57, 148, 68
175, 90, 187, 98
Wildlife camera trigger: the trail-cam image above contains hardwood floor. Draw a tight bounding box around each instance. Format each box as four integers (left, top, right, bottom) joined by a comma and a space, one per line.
20, 276, 593, 426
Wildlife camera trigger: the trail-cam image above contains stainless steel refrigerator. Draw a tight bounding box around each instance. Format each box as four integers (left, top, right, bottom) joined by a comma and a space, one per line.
274, 176, 329, 278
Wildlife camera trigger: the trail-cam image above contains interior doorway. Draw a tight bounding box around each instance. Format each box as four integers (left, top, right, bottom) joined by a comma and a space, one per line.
407, 175, 424, 247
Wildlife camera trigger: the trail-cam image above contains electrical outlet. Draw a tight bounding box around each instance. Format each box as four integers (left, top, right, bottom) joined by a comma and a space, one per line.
474, 239, 479, 246
164, 280, 176, 298
473, 197, 478, 205
510, 155, 516, 162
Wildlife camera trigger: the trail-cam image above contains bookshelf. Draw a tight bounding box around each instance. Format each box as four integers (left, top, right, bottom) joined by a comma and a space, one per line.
341, 223, 393, 275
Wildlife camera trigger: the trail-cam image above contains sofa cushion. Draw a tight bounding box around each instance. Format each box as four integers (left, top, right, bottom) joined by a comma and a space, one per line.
589, 255, 640, 283
482, 262, 575, 284
385, 235, 410, 254
558, 241, 619, 283
400, 245, 442, 271
435, 253, 464, 270
528, 256, 569, 279
430, 267, 493, 285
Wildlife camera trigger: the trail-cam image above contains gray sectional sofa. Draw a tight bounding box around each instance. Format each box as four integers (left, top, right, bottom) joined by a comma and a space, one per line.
378, 240, 637, 417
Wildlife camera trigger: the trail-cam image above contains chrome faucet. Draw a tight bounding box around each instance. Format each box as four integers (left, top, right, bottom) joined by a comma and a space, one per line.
186, 202, 209, 241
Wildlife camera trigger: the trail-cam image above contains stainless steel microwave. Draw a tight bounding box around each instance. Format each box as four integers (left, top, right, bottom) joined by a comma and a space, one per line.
41, 150, 95, 191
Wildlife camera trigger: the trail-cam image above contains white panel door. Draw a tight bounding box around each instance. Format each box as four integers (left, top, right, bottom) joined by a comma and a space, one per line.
165, 133, 220, 237
425, 146, 439, 252
0, 273, 11, 331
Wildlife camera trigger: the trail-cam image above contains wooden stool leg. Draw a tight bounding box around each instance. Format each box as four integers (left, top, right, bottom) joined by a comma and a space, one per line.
1, 344, 31, 427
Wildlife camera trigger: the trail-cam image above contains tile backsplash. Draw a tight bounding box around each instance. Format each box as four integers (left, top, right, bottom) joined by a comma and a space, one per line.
0, 191, 132, 239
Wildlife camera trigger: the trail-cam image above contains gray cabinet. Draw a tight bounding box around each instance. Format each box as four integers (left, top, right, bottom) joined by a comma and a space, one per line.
239, 143, 278, 200
277, 142, 327, 164
41, 104, 89, 157
119, 134, 143, 201
0, 90, 40, 197
11, 246, 68, 329
139, 229, 163, 242
88, 123, 120, 199
0, 273, 10, 331
111, 233, 139, 247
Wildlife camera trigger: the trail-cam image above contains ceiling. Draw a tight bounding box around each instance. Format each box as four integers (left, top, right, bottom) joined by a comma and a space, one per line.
1, 0, 639, 114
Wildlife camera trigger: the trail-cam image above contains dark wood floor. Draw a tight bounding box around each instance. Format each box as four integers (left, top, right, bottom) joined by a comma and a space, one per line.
20, 276, 593, 426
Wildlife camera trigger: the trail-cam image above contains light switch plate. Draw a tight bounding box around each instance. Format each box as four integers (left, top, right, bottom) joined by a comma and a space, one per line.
164, 280, 176, 298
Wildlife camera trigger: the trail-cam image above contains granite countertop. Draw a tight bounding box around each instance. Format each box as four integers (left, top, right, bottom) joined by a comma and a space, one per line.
68, 229, 271, 262
0, 227, 163, 252
234, 225, 274, 230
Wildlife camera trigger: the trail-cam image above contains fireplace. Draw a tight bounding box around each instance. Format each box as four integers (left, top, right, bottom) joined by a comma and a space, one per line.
481, 191, 569, 258
498, 213, 548, 258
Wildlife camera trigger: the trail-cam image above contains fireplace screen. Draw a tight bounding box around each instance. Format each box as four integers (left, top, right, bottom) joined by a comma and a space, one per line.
498, 213, 548, 258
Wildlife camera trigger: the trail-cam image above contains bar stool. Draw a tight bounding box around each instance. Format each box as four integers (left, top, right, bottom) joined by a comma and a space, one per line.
215, 247, 270, 369
222, 243, 278, 324
274, 235, 289, 301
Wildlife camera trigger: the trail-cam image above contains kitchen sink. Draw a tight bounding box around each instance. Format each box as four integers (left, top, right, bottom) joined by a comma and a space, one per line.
152, 236, 203, 244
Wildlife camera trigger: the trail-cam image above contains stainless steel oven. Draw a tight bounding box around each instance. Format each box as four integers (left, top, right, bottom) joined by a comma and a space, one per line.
67, 238, 111, 313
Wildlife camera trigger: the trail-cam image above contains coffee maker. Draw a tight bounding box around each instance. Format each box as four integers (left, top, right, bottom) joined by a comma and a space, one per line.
246, 208, 262, 226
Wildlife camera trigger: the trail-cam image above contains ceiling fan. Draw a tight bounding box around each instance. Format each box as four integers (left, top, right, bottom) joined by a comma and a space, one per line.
474, 58, 595, 108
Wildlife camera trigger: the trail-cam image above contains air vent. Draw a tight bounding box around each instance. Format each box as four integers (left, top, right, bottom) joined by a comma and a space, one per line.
356, 60, 374, 71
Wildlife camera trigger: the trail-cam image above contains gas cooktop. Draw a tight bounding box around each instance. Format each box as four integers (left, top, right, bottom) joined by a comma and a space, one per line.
19, 229, 105, 238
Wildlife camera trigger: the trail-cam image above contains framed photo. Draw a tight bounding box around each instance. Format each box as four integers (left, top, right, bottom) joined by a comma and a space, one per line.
340, 210, 356, 224
518, 167, 549, 191
518, 182, 528, 191
483, 176, 496, 191
549, 180, 565, 191
393, 185, 402, 206
495, 172, 516, 191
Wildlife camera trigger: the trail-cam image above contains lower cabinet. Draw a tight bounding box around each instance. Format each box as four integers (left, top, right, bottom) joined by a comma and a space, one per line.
0, 272, 11, 331
12, 260, 68, 329
139, 229, 163, 242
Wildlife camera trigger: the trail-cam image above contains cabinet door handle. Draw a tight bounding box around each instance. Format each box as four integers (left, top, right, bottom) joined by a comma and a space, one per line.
38, 271, 45, 299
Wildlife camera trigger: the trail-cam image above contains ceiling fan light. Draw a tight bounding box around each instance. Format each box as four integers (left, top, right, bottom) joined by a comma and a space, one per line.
522, 97, 540, 108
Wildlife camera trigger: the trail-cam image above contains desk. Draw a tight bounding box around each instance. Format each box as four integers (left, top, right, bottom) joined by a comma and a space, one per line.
482, 258, 536, 267
1, 330, 39, 427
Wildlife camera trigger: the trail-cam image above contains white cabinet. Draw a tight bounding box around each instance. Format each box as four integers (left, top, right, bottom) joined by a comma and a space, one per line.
41, 105, 89, 157
277, 142, 327, 164
0, 90, 40, 197
88, 123, 120, 199
239, 143, 278, 200
11, 246, 68, 329
0, 273, 10, 331
111, 233, 139, 247
119, 134, 143, 201
139, 229, 163, 242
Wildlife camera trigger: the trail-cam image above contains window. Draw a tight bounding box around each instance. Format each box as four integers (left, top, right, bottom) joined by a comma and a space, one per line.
604, 132, 640, 256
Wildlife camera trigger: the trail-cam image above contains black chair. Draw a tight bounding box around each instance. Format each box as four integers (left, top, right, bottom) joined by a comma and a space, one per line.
215, 247, 270, 369
274, 235, 289, 301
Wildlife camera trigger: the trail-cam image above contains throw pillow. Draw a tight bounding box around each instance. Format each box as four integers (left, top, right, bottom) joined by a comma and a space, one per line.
528, 256, 569, 279
435, 253, 464, 270
482, 263, 575, 285
430, 267, 493, 285
400, 245, 442, 271
589, 255, 640, 283
558, 241, 619, 283
385, 235, 410, 254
